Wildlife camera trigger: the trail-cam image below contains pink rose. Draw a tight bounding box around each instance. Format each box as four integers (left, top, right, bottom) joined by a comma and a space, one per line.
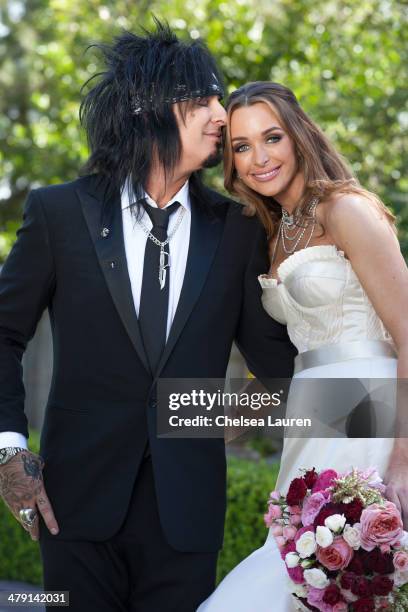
264, 503, 282, 526
289, 505, 302, 514
283, 526, 297, 540
270, 524, 283, 537
290, 514, 302, 526
302, 490, 332, 526
316, 536, 354, 571
394, 550, 408, 572
307, 587, 333, 612
312, 469, 338, 493
271, 504, 282, 519
359, 501, 403, 552
270, 490, 281, 501
275, 535, 286, 549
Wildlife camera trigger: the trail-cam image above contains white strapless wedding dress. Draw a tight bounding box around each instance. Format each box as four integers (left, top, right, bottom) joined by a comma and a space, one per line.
198, 245, 397, 612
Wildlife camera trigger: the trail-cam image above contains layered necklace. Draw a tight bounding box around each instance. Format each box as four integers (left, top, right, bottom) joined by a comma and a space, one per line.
271, 197, 318, 265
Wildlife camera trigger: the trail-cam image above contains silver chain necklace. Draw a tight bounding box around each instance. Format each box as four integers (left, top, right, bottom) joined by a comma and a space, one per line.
137, 207, 186, 290
271, 197, 318, 265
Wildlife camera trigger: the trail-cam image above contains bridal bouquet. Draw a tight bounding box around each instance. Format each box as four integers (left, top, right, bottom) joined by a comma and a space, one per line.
265, 467, 408, 611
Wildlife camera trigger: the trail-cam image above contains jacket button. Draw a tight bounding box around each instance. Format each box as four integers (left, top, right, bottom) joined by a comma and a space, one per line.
150, 400, 157, 409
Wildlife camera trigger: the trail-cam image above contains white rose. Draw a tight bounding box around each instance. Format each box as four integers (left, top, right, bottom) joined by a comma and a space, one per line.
287, 578, 308, 598
324, 513, 346, 533
285, 552, 300, 568
343, 524, 361, 550
399, 530, 408, 549
304, 568, 330, 589
394, 570, 408, 587
315, 526, 334, 548
296, 531, 317, 558
292, 583, 308, 598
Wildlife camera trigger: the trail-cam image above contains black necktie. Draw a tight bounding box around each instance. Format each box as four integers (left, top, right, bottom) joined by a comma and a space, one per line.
139, 201, 181, 374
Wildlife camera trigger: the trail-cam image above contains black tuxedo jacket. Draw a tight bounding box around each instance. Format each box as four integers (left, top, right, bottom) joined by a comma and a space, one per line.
0, 174, 296, 552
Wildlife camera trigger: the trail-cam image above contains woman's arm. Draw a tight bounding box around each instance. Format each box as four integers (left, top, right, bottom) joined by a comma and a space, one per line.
326, 192, 408, 525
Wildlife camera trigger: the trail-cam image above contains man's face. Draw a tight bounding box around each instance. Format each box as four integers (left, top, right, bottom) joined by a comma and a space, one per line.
174, 96, 227, 173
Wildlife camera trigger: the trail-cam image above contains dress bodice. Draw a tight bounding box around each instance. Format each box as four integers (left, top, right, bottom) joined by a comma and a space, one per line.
258, 244, 393, 354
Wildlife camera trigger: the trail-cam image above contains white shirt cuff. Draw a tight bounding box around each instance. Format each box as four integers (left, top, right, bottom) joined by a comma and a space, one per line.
0, 432, 28, 449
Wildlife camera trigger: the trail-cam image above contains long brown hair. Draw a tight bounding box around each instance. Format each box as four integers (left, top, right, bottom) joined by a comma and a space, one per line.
224, 82, 395, 238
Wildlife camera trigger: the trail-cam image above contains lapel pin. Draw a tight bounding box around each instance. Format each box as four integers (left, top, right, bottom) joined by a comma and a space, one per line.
110, 261, 115, 269
101, 227, 110, 238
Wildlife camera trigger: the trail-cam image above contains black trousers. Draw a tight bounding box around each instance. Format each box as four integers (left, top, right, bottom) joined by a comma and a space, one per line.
39, 456, 218, 612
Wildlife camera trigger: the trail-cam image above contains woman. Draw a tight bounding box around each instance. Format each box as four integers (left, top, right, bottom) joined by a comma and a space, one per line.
198, 82, 408, 611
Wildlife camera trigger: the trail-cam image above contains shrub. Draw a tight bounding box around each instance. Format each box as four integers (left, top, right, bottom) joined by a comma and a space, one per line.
217, 456, 279, 583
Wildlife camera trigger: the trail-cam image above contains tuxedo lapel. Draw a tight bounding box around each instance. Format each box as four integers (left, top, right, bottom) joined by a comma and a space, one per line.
154, 190, 225, 380
77, 176, 150, 374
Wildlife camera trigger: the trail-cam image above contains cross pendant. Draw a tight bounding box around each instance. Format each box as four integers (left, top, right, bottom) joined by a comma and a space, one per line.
159, 246, 171, 290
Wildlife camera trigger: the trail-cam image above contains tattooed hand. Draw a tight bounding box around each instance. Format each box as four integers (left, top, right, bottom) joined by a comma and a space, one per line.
0, 450, 59, 541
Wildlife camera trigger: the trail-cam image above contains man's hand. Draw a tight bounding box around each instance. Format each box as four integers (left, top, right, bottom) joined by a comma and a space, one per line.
0, 450, 59, 540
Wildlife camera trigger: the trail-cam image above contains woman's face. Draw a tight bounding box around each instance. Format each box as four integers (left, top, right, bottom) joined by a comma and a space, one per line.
230, 102, 302, 206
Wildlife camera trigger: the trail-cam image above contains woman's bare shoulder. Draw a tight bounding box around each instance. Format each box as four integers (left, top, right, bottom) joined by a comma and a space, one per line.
321, 191, 389, 231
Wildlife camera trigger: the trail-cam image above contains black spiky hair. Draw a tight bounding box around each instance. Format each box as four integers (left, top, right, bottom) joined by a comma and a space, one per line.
79, 18, 224, 208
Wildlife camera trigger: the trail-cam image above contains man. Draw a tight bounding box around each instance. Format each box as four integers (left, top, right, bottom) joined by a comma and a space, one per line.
0, 22, 295, 612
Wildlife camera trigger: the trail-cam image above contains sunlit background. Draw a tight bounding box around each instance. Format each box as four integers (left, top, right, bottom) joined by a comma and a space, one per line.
0, 0, 407, 260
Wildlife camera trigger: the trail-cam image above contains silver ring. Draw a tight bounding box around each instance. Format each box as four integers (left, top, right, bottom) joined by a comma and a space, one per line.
19, 507, 37, 528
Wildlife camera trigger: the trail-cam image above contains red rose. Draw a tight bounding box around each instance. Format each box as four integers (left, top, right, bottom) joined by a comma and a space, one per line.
322, 584, 342, 605
370, 575, 394, 596
347, 554, 365, 575
303, 468, 318, 489
286, 477, 308, 506
353, 598, 375, 612
340, 571, 356, 590
372, 550, 394, 575
280, 540, 296, 560
359, 548, 394, 574
286, 565, 304, 584
351, 576, 371, 598
313, 503, 344, 527
342, 498, 364, 523
359, 550, 376, 574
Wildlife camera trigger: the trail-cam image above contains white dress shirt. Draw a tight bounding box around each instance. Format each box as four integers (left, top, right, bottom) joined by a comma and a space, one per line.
122, 179, 191, 339
0, 180, 191, 450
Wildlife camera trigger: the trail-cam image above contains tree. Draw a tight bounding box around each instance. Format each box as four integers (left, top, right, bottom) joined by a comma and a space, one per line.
0, 0, 407, 259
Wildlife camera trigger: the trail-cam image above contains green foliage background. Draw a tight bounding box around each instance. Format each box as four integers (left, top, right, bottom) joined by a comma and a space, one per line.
0, 0, 407, 259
